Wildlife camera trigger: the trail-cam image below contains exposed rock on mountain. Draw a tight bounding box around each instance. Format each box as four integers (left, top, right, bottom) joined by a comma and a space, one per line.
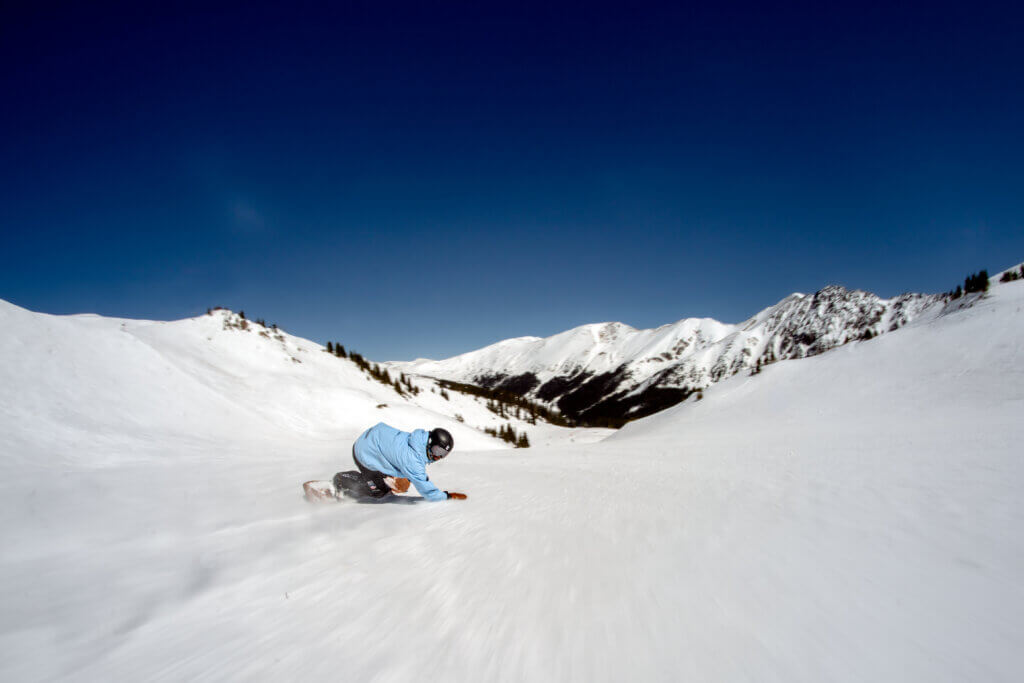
392, 285, 945, 426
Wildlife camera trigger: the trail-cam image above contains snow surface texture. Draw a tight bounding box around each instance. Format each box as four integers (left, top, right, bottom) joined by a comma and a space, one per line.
1, 279, 1022, 681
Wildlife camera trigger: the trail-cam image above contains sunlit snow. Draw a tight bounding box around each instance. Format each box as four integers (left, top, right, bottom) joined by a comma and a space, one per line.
1, 280, 1022, 681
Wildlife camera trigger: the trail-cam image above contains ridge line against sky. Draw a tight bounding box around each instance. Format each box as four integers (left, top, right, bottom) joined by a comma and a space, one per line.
6, 258, 1020, 366
2, 1, 1022, 360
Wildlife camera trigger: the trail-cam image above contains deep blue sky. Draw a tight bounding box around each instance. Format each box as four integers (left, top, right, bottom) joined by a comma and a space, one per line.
2, 1, 1022, 360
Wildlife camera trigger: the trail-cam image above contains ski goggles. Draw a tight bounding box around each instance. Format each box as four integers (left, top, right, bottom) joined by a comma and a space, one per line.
428, 443, 451, 461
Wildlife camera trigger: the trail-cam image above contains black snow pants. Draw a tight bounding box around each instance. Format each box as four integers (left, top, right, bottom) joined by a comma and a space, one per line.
333, 447, 391, 499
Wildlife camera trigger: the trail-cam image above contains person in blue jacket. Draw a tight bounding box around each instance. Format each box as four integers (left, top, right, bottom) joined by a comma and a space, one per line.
333, 422, 466, 501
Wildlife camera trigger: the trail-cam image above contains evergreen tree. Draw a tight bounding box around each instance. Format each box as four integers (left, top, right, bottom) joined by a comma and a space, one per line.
964, 270, 990, 294
327, 341, 334, 354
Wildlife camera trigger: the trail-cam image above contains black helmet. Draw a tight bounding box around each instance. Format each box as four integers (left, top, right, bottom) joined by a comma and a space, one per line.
427, 428, 454, 461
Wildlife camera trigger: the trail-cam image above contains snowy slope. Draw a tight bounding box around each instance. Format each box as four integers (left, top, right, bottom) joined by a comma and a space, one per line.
0, 303, 589, 463
1, 279, 1022, 681
391, 284, 944, 423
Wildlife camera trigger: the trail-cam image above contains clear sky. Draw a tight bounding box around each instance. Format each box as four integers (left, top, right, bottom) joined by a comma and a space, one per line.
2, 1, 1022, 360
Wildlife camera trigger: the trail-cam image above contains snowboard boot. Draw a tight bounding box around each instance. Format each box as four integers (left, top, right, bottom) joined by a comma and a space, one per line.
334, 470, 391, 500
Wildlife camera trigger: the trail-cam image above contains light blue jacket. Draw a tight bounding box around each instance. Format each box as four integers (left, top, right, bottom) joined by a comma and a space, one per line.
353, 422, 448, 501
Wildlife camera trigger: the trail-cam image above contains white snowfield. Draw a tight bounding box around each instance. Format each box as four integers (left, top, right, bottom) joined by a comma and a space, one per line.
1, 280, 1022, 681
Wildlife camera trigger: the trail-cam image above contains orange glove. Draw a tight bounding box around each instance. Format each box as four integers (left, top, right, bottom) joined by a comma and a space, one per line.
387, 477, 411, 493
446, 491, 468, 500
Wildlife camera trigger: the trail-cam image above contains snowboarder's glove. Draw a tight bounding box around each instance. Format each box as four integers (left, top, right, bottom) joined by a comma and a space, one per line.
386, 477, 411, 493
446, 491, 467, 500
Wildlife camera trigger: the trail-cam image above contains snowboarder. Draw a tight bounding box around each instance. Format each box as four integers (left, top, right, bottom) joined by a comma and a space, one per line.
332, 422, 466, 501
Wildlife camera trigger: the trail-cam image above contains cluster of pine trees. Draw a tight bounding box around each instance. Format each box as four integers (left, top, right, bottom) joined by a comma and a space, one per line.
323, 342, 557, 421
950, 269, 990, 299
483, 423, 530, 448
999, 265, 1024, 283
339, 348, 420, 396
395, 372, 421, 397
964, 270, 990, 294
484, 398, 544, 425
438, 379, 569, 427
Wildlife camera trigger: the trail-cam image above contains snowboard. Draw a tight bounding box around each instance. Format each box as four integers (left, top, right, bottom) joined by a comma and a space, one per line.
302, 475, 412, 503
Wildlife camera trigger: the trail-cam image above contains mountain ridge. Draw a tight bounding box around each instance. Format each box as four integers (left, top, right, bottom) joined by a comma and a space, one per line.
390, 273, 1023, 426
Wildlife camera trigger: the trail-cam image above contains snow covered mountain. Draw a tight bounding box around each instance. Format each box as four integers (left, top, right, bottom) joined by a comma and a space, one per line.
1, 272, 1021, 681
0, 302, 596, 463
392, 284, 957, 425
